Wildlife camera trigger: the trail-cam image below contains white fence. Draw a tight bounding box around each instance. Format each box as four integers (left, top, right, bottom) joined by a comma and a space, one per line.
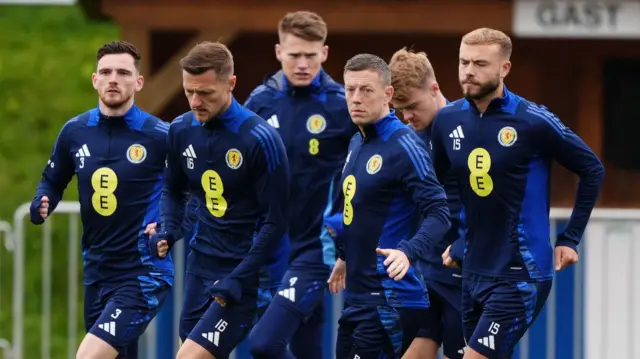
2, 203, 639, 358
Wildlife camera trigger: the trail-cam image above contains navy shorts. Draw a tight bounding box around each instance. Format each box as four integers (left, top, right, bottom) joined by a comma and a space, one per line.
84, 276, 171, 359
416, 280, 466, 359
462, 275, 552, 359
336, 305, 428, 359
180, 273, 258, 359
248, 268, 327, 357
274, 268, 327, 320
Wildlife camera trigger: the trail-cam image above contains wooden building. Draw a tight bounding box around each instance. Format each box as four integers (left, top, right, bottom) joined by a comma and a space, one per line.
85, 0, 640, 208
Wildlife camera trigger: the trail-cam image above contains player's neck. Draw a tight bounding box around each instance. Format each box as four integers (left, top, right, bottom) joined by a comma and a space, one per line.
221, 93, 233, 114
472, 82, 505, 114
358, 106, 391, 137
99, 98, 134, 117
209, 93, 234, 121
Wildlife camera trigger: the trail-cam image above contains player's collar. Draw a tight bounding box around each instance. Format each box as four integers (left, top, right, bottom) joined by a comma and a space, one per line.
461, 84, 518, 115
96, 103, 140, 128
416, 124, 432, 139
490, 85, 517, 113
361, 109, 399, 139
282, 69, 324, 96
212, 96, 242, 125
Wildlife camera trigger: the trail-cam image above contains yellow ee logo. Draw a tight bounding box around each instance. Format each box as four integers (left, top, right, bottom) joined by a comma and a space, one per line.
201, 170, 228, 217
467, 148, 493, 197
91, 167, 118, 216
342, 175, 356, 225
309, 138, 319, 155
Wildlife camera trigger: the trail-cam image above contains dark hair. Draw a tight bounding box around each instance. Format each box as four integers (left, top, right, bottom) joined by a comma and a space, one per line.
96, 41, 141, 70
344, 53, 391, 86
180, 41, 234, 78
278, 11, 327, 42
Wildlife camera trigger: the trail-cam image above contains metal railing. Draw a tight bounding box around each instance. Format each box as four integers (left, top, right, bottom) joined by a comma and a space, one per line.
6, 203, 640, 358
12, 201, 81, 359
0, 219, 14, 358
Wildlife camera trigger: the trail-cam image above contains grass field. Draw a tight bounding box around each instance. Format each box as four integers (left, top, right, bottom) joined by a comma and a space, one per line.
0, 5, 118, 358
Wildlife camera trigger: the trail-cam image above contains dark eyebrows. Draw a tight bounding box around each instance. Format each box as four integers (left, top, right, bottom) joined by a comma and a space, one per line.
98, 67, 134, 74
288, 52, 319, 56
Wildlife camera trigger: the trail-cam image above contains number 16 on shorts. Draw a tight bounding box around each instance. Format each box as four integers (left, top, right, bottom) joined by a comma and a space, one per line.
201, 319, 228, 347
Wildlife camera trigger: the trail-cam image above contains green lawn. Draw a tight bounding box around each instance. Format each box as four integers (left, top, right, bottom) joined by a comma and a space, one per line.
0, 5, 118, 358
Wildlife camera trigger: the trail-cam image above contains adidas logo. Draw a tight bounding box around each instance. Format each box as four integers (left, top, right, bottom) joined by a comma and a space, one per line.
478, 335, 495, 350
202, 331, 220, 346
75, 144, 91, 158
267, 114, 279, 128
278, 288, 296, 302
98, 321, 116, 336
183, 144, 197, 158
449, 125, 465, 139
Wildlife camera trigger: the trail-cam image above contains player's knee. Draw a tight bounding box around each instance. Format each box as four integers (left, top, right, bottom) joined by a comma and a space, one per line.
75, 346, 115, 359
462, 346, 488, 359
176, 339, 217, 359
76, 334, 119, 359
402, 337, 439, 359
175, 349, 190, 359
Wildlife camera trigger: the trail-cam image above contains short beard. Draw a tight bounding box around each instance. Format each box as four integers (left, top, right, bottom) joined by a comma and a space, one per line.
463, 78, 500, 101
100, 94, 132, 111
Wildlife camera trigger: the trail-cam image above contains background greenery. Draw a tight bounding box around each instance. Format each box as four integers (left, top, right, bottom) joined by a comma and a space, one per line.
0, 5, 118, 358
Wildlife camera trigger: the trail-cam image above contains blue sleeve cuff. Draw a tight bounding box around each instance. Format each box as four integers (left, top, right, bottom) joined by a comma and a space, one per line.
337, 245, 345, 261
555, 233, 579, 253
397, 241, 416, 264
450, 239, 464, 264
29, 196, 45, 225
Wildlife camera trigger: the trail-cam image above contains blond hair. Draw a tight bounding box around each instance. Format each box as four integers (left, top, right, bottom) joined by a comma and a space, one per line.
278, 11, 327, 42
462, 28, 512, 58
389, 48, 435, 103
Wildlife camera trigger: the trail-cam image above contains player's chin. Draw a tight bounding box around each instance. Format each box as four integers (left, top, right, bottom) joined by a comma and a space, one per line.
194, 111, 210, 122
461, 84, 477, 94
409, 121, 426, 132
290, 77, 313, 87
101, 96, 129, 109
350, 113, 370, 126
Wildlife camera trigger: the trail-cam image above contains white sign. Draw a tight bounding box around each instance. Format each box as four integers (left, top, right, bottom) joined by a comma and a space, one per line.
513, 0, 640, 38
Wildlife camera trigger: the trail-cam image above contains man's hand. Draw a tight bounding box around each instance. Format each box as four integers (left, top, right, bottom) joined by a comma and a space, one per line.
146, 223, 168, 258
212, 280, 226, 307
30, 195, 51, 224
213, 297, 226, 307
441, 245, 459, 268
144, 222, 158, 236
39, 196, 50, 220
376, 248, 410, 281
210, 278, 242, 306
328, 258, 346, 294
148, 231, 174, 259
555, 246, 578, 271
